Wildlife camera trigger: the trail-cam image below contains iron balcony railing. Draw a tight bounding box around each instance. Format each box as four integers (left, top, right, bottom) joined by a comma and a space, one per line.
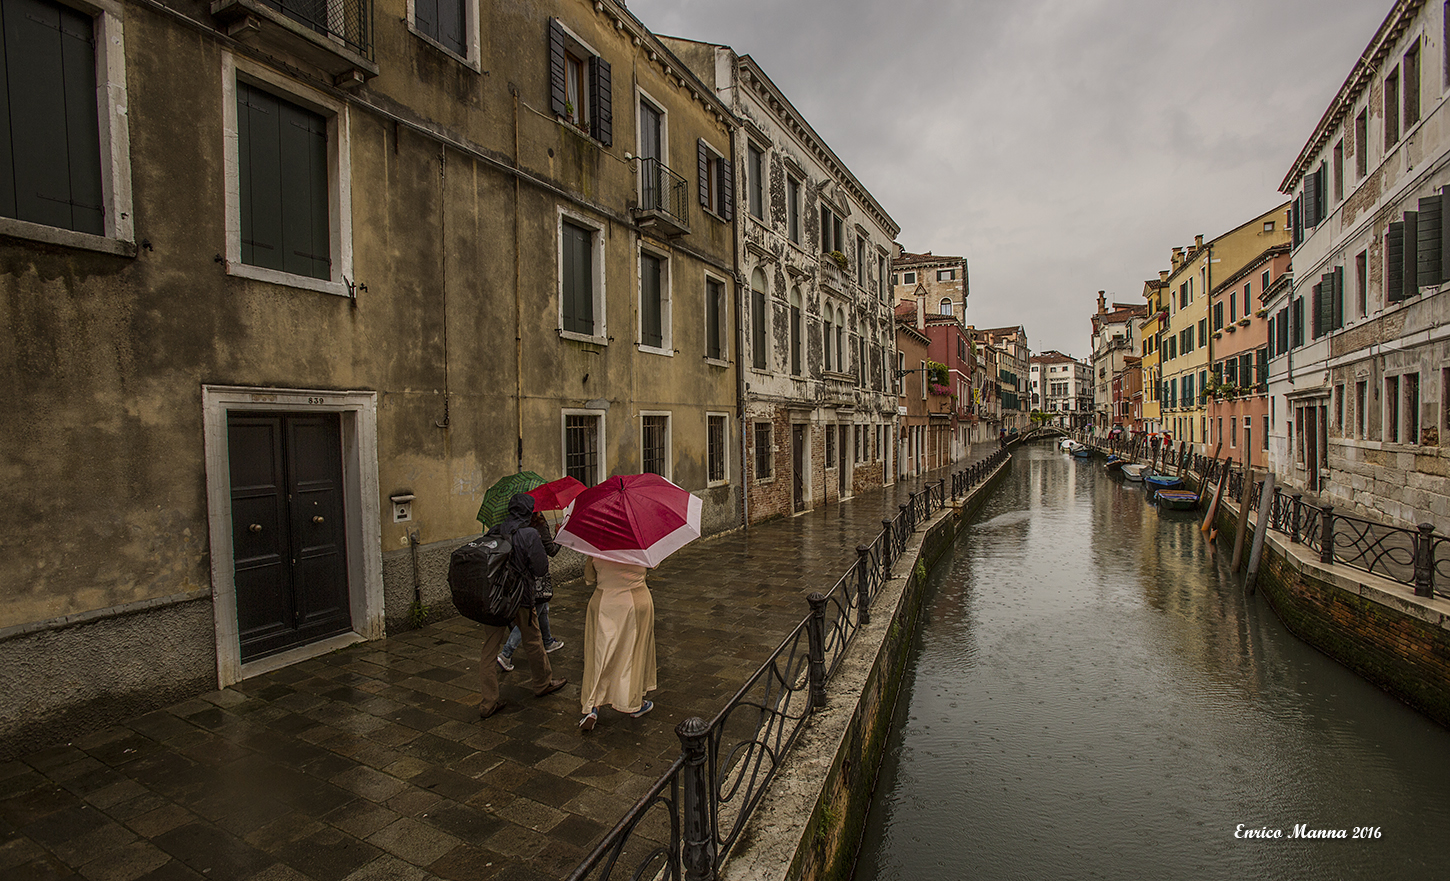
260, 0, 374, 59
566, 448, 1011, 881
637, 157, 689, 233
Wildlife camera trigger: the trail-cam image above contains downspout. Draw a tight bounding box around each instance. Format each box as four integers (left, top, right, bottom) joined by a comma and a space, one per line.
513, 84, 524, 470
728, 67, 749, 529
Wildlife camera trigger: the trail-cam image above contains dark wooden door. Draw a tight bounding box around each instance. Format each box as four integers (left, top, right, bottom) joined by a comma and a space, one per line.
229, 412, 350, 662
792, 425, 805, 512
838, 425, 847, 497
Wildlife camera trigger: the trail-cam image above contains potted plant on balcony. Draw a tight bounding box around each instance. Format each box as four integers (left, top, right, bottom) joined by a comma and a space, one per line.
828, 250, 849, 270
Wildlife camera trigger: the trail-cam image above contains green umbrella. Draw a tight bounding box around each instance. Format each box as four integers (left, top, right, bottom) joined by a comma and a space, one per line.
476, 470, 546, 530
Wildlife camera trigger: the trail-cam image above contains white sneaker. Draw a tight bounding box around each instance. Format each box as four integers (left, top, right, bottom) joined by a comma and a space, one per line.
544, 638, 565, 653
496, 654, 514, 672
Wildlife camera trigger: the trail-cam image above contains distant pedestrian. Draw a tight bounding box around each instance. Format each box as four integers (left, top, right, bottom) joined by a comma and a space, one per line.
496, 510, 565, 672
478, 494, 567, 720
578, 556, 657, 731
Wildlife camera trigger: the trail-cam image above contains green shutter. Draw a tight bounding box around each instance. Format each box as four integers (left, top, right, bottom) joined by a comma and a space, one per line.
239, 83, 283, 270
239, 83, 329, 280
589, 54, 612, 146
642, 253, 662, 348
414, 0, 437, 42
437, 0, 464, 55
548, 19, 566, 116
562, 221, 591, 334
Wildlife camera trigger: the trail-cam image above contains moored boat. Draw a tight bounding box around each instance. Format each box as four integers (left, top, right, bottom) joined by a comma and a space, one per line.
1071, 445, 1092, 458
1154, 489, 1200, 510
1121, 463, 1146, 481
1104, 455, 1124, 472
1143, 472, 1183, 490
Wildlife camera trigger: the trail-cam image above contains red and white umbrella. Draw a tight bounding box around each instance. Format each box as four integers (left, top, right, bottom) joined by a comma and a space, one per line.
555, 474, 702, 567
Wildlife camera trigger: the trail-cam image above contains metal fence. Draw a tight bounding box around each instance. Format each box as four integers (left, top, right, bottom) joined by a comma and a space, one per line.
566, 447, 1011, 881
262, 0, 374, 59
1073, 432, 1448, 599
638, 157, 689, 229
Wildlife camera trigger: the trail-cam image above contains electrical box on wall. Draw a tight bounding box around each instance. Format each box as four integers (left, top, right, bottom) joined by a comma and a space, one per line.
390, 493, 414, 523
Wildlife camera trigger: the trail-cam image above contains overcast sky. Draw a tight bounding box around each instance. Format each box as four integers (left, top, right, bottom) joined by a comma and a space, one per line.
631, 0, 1388, 360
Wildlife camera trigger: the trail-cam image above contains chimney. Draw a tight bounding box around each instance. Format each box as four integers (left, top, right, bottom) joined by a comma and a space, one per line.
1097, 290, 1106, 313
1194, 234, 1204, 248
1159, 270, 1169, 283
916, 290, 925, 331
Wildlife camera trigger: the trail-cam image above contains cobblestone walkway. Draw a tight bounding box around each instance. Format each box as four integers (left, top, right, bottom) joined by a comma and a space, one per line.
1, 447, 1000, 881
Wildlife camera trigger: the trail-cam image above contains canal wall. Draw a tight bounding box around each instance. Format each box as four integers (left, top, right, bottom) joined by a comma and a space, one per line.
1204, 480, 1450, 729
721, 456, 1012, 881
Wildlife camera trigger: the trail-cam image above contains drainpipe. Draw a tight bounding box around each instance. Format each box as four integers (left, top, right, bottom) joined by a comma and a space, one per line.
512, 84, 524, 469
728, 68, 749, 529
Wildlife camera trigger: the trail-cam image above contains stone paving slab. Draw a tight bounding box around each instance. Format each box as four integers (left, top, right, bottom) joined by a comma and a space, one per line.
1, 449, 996, 881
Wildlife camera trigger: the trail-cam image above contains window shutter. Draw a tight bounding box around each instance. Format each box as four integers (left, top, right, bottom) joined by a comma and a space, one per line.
2, 0, 103, 235
697, 140, 709, 208
439, 0, 465, 56
1332, 266, 1344, 330
548, 19, 567, 117
719, 151, 734, 221
641, 253, 662, 348
1441, 187, 1450, 283
238, 84, 283, 271
278, 99, 330, 280
1303, 173, 1319, 229
1418, 193, 1441, 287
1266, 315, 1274, 358
589, 55, 612, 146
1257, 347, 1268, 389
1292, 196, 1302, 247
1387, 221, 1405, 302
1402, 210, 1419, 301
414, 0, 437, 40
1311, 281, 1323, 339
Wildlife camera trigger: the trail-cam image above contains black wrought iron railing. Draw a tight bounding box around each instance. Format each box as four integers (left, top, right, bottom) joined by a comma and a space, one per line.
566, 447, 1011, 880
638, 157, 689, 228
261, 0, 374, 59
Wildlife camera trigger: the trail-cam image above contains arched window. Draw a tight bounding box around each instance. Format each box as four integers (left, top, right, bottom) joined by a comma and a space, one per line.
790, 287, 802, 376
823, 310, 833, 372
939, 298, 953, 317
835, 307, 846, 373
751, 268, 768, 370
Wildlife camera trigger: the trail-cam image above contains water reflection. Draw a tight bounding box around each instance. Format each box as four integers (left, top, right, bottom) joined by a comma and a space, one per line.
853, 442, 1450, 880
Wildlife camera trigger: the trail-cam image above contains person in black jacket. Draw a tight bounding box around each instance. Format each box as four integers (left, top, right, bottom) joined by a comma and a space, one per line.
478, 493, 567, 719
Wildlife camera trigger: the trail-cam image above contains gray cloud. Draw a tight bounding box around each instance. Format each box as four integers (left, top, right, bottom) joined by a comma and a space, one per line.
633, 0, 1387, 357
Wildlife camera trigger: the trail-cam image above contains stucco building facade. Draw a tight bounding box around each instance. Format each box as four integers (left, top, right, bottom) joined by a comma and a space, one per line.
0, 0, 744, 752
665, 40, 900, 521
1272, 0, 1450, 526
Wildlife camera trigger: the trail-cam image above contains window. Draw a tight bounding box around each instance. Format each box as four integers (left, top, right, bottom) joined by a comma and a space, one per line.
856, 235, 867, 287
1356, 249, 1368, 316
639, 249, 669, 351
878, 254, 888, 301
229, 68, 351, 293
823, 311, 833, 373
789, 286, 802, 376
1230, 291, 1237, 323
1332, 139, 1344, 202
1406, 372, 1421, 443
1262, 415, 1269, 451
895, 352, 904, 395
1230, 414, 1237, 448
1386, 66, 1400, 149
1335, 383, 1345, 432
1198, 318, 1207, 348
1356, 380, 1367, 438
0, 0, 133, 246
1262, 269, 1270, 293
747, 142, 764, 220
937, 269, 956, 281
836, 307, 846, 374
1213, 301, 1224, 331
564, 412, 602, 486
1405, 41, 1421, 128
548, 20, 611, 144
754, 421, 773, 479
1387, 375, 1401, 442
705, 276, 726, 361
1355, 108, 1369, 178
902, 271, 916, 285
751, 268, 767, 370
825, 423, 835, 465
1291, 297, 1305, 347
940, 298, 954, 317
697, 140, 732, 220
414, 0, 473, 61
641, 413, 670, 478
786, 174, 800, 243
820, 203, 843, 253
707, 414, 727, 484
560, 214, 603, 338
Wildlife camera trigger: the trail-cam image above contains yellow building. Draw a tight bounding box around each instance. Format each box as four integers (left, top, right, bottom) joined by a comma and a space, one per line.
1158, 205, 1290, 452
1140, 274, 1168, 433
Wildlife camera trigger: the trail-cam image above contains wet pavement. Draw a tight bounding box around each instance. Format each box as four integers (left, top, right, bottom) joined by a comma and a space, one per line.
1, 447, 998, 881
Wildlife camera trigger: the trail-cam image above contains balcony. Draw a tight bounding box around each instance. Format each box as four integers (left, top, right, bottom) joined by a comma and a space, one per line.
633, 157, 689, 237
213, 0, 377, 86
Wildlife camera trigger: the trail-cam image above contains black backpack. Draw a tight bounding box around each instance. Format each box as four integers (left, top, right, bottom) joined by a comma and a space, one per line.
448, 534, 527, 626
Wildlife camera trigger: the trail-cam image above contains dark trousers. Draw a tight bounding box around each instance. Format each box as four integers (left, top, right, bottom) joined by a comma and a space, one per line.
479, 606, 552, 714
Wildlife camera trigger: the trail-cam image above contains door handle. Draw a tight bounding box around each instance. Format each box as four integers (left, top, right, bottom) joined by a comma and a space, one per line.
313, 516, 325, 524
249, 524, 263, 533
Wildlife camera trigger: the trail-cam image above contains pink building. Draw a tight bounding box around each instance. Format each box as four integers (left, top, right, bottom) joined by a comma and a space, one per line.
1206, 245, 1290, 469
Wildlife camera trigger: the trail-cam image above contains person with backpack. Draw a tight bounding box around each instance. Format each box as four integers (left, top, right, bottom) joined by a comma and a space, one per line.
477, 493, 567, 720
496, 510, 564, 673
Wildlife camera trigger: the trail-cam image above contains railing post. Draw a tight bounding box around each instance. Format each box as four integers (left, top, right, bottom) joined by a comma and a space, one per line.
1415, 523, 1436, 597
855, 545, 872, 625
1319, 506, 1335, 564
676, 716, 716, 881
938, 479, 946, 511
882, 520, 895, 577
1290, 493, 1303, 543
806, 592, 827, 710
898, 504, 908, 545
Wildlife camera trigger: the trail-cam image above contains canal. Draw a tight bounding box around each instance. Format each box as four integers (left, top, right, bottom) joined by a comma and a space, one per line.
853, 440, 1450, 879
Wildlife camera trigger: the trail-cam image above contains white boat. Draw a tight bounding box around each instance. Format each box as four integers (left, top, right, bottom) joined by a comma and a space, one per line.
1059, 438, 1077, 451
1121, 463, 1146, 481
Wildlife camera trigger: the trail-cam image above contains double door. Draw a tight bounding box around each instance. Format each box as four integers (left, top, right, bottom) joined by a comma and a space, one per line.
228, 412, 351, 661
